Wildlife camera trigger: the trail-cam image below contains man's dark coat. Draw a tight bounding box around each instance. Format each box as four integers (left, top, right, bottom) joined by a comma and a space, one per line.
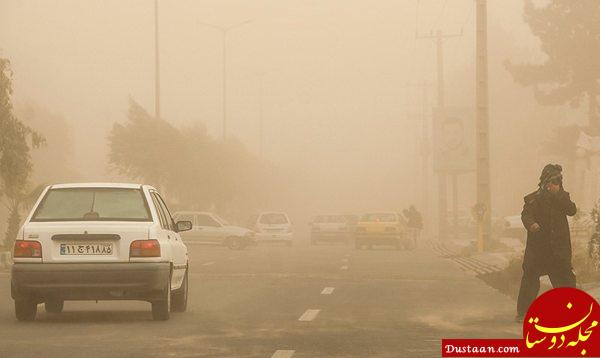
521, 190, 577, 274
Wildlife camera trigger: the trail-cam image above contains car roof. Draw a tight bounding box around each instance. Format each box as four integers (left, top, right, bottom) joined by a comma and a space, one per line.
173, 211, 214, 216
50, 182, 150, 190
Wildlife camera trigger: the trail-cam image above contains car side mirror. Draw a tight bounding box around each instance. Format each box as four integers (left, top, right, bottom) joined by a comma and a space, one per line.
176, 220, 193, 232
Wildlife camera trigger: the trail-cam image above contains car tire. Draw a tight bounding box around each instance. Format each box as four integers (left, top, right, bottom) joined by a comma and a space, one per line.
171, 268, 188, 313
45, 299, 64, 313
15, 298, 37, 321
152, 276, 171, 321
227, 238, 244, 250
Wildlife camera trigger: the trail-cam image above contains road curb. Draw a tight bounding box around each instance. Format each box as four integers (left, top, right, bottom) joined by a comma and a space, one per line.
0, 251, 12, 270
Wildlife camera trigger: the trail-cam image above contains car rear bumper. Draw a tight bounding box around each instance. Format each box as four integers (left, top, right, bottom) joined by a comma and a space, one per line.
355, 233, 406, 244
312, 231, 351, 240
11, 262, 170, 301
255, 232, 293, 242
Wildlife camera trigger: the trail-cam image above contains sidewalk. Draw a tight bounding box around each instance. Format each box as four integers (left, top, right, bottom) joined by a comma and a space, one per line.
446, 237, 524, 270
439, 238, 600, 302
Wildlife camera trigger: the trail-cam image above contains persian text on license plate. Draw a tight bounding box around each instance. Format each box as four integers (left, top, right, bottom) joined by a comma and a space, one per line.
60, 243, 113, 255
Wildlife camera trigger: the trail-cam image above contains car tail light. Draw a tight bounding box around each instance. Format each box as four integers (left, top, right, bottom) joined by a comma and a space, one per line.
14, 240, 42, 258
129, 239, 161, 257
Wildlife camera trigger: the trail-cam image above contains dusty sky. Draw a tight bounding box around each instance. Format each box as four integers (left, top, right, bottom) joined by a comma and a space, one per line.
0, 0, 551, 218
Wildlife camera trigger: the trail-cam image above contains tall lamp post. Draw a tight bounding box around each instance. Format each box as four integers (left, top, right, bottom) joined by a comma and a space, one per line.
198, 20, 252, 140
154, 0, 160, 120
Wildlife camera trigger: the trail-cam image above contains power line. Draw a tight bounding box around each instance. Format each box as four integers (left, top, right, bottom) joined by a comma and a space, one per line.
449, 1, 474, 62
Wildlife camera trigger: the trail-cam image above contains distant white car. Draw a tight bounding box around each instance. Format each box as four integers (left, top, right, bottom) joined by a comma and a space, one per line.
310, 214, 357, 245
249, 212, 293, 246
502, 215, 526, 239
173, 211, 255, 250
11, 183, 191, 321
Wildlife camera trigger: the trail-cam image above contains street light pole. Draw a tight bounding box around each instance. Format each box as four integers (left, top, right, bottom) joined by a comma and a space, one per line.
416, 29, 462, 241
475, 0, 491, 251
258, 74, 264, 159
198, 20, 252, 140
154, 0, 160, 120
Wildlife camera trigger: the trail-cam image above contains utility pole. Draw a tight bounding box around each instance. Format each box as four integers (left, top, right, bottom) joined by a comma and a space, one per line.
198, 20, 252, 140
475, 0, 491, 251
258, 73, 265, 159
417, 29, 462, 241
404, 81, 432, 237
420, 82, 431, 238
154, 0, 160, 120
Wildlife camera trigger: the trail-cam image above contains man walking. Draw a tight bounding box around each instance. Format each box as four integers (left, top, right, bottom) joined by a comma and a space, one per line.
516, 164, 577, 321
404, 205, 423, 249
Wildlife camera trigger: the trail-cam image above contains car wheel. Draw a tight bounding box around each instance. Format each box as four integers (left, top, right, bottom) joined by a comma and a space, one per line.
15, 298, 37, 321
152, 275, 171, 321
171, 268, 188, 313
45, 299, 64, 313
227, 238, 244, 250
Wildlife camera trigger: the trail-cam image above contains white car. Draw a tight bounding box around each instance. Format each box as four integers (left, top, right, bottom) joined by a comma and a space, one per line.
310, 214, 357, 245
249, 212, 293, 246
11, 183, 191, 321
173, 211, 255, 250
501, 215, 527, 239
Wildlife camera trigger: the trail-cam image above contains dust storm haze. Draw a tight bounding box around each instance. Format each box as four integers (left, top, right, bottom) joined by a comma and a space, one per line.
2, 1, 600, 357
0, 0, 549, 217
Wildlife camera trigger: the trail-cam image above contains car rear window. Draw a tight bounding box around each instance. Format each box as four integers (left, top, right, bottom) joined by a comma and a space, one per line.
31, 188, 152, 222
259, 213, 289, 224
360, 213, 397, 222
314, 215, 345, 223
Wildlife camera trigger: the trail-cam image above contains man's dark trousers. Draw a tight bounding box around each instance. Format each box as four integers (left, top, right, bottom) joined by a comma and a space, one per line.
516, 267, 576, 316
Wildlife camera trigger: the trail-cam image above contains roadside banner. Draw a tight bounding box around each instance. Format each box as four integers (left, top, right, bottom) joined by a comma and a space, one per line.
433, 107, 475, 174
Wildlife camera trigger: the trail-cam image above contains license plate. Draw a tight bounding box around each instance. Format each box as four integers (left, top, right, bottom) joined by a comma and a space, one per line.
60, 243, 113, 255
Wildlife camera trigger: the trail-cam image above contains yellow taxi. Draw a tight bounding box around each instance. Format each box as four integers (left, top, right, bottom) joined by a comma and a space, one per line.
354, 212, 411, 250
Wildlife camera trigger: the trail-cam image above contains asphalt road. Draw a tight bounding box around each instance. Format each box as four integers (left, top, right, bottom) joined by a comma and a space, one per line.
0, 238, 520, 358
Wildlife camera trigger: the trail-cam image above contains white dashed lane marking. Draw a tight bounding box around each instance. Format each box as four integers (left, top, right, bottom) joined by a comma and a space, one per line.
341, 258, 349, 263
202, 261, 215, 266
298, 309, 320, 321
340, 265, 348, 270
321, 287, 335, 295
271, 350, 295, 358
